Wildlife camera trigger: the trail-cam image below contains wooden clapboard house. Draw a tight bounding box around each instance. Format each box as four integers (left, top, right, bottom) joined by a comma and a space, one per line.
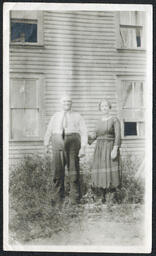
9, 11, 146, 166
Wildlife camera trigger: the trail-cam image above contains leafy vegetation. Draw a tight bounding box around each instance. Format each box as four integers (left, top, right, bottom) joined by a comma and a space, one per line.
9, 153, 144, 243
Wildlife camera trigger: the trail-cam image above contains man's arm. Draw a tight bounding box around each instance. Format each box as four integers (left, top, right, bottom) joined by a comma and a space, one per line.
78, 114, 88, 158
44, 115, 54, 151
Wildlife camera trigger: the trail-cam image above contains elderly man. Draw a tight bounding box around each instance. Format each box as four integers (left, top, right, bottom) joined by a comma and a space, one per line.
44, 95, 87, 205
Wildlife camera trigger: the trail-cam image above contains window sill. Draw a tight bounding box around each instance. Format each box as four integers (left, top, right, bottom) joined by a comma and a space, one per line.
117, 48, 146, 52
122, 136, 145, 140
9, 138, 44, 143
10, 43, 44, 49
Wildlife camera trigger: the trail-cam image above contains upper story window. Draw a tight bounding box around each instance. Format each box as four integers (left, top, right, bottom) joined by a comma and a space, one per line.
10, 11, 43, 46
11, 20, 37, 43
118, 11, 146, 50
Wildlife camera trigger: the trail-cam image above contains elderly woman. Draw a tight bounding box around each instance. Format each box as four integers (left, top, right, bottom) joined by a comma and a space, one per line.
89, 99, 121, 202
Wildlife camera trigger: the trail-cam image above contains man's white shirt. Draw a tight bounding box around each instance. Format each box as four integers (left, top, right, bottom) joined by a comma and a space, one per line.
44, 111, 88, 147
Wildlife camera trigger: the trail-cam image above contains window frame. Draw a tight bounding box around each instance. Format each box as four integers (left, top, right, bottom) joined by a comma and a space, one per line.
115, 11, 146, 51
10, 11, 43, 46
9, 73, 45, 142
116, 76, 145, 139
122, 120, 145, 139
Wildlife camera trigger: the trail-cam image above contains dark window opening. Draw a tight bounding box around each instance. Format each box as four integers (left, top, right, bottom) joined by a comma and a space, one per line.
136, 29, 141, 47
124, 122, 137, 136
11, 21, 37, 43
136, 36, 141, 47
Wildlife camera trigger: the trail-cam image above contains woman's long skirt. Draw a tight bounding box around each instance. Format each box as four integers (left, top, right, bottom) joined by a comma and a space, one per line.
91, 139, 121, 189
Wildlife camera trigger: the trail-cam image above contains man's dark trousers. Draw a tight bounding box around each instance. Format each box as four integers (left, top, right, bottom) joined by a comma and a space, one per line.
51, 133, 81, 204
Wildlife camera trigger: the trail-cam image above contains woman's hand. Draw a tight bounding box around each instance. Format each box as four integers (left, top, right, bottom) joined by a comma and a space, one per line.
79, 146, 86, 158
111, 146, 118, 160
88, 132, 97, 145
89, 132, 96, 139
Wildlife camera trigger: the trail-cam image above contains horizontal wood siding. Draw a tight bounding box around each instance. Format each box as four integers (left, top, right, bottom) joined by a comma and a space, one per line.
9, 11, 146, 166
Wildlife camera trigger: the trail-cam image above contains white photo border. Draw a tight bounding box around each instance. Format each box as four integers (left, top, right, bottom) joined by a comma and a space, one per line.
3, 2, 153, 253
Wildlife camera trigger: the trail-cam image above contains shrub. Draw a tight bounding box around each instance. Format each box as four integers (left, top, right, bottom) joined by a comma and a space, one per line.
80, 154, 145, 205
9, 153, 145, 243
79, 157, 92, 196
9, 154, 84, 243
118, 155, 145, 204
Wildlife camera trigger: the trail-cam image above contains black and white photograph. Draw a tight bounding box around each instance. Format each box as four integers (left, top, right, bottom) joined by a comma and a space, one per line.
3, 3, 152, 253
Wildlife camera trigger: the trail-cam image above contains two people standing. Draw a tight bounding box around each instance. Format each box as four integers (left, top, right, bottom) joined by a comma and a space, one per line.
44, 96, 121, 205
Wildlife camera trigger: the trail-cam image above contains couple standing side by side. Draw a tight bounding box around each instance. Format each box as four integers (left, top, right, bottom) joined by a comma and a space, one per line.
44, 95, 121, 206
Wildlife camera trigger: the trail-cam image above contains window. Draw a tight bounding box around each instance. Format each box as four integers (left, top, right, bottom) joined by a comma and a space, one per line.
10, 11, 43, 45
11, 21, 37, 43
117, 77, 145, 138
124, 122, 137, 136
10, 74, 45, 140
118, 11, 145, 49
122, 80, 144, 111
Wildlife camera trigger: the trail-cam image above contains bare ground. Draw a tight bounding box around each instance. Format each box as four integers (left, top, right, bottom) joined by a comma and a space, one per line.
26, 203, 145, 246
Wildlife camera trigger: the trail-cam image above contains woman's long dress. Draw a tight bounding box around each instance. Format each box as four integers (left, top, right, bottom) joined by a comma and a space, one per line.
91, 117, 121, 189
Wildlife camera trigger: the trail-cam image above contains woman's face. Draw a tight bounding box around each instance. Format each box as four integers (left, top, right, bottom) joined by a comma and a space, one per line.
100, 101, 110, 114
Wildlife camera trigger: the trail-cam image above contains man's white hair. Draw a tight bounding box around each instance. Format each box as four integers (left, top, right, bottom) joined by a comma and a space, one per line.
60, 94, 72, 103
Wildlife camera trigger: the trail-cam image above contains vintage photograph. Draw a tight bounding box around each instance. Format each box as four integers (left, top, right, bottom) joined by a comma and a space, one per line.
3, 3, 152, 253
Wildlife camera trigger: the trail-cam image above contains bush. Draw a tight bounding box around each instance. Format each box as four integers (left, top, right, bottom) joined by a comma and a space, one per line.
80, 154, 145, 205
118, 155, 145, 204
9, 153, 145, 243
9, 154, 84, 243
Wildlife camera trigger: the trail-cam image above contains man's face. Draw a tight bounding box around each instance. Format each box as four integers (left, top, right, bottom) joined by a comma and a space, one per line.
100, 101, 110, 115
62, 100, 72, 111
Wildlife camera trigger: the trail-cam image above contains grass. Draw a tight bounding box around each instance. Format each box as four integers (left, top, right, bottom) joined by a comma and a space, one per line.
9, 153, 145, 244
